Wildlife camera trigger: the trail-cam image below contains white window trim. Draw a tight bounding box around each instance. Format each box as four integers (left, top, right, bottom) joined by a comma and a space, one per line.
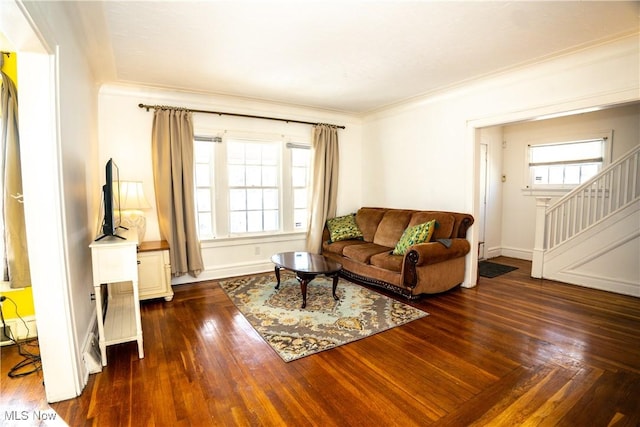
521, 129, 612, 196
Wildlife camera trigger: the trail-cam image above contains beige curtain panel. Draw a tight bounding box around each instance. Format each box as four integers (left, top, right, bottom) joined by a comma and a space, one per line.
151, 108, 204, 277
1, 69, 31, 288
306, 124, 339, 254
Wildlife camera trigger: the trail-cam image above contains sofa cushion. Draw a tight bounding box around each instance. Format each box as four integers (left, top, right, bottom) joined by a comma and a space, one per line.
372, 210, 414, 248
392, 220, 436, 255
409, 211, 455, 239
326, 213, 364, 243
322, 239, 367, 256
343, 243, 392, 264
370, 252, 403, 273
355, 208, 387, 242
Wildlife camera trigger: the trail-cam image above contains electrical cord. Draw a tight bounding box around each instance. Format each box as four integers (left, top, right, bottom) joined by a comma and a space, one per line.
0, 295, 42, 378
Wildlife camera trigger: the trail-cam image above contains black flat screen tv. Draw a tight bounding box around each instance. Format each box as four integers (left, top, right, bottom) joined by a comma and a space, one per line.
95, 158, 126, 241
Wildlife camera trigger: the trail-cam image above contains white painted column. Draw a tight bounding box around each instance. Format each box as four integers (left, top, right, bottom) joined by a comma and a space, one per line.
531, 197, 551, 278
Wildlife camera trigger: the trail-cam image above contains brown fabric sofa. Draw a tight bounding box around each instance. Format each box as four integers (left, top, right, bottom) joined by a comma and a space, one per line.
321, 207, 474, 299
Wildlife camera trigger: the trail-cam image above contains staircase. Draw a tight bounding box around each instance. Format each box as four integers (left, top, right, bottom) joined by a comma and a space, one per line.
532, 145, 640, 297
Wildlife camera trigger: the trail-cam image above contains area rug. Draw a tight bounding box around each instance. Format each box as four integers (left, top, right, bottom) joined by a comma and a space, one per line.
218, 272, 429, 362
478, 260, 518, 278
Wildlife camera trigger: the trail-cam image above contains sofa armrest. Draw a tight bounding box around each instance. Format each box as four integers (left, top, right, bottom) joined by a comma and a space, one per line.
322, 227, 330, 246
402, 239, 471, 290
406, 239, 471, 267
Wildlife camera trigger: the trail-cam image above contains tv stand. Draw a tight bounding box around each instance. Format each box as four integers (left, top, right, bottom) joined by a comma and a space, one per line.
94, 233, 125, 242
89, 228, 143, 365
94, 226, 129, 242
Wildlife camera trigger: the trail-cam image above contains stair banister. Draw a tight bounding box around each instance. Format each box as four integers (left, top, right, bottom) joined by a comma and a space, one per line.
531, 145, 639, 278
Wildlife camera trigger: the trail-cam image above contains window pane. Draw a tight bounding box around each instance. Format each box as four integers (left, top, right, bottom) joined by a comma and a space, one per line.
292, 167, 307, 187
230, 211, 246, 233
262, 166, 278, 186
291, 148, 309, 166
228, 165, 245, 186
245, 143, 261, 165
246, 166, 262, 186
548, 166, 564, 185
564, 165, 581, 185
195, 164, 210, 187
581, 164, 599, 183
247, 211, 262, 232
229, 189, 246, 211
262, 145, 278, 165
294, 188, 307, 209
294, 209, 307, 229
196, 188, 211, 211
532, 166, 549, 185
264, 210, 278, 231
198, 213, 212, 236
264, 189, 279, 210
227, 143, 245, 164
194, 142, 211, 163
247, 189, 262, 210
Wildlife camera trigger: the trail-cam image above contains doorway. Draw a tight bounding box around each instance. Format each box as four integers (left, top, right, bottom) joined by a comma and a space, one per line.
478, 143, 488, 260
1, 6, 83, 403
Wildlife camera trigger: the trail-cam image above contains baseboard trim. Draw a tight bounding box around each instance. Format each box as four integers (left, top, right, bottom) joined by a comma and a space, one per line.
499, 247, 533, 261
485, 247, 502, 260
0, 315, 37, 345
546, 270, 640, 297
172, 261, 274, 285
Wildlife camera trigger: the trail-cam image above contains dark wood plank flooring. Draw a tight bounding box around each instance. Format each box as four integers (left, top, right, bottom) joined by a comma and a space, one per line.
2, 257, 639, 426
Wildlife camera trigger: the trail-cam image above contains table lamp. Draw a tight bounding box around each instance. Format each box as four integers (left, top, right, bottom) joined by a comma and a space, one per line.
119, 181, 151, 241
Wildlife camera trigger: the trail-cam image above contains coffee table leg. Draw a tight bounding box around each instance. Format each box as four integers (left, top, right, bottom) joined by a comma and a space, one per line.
296, 273, 317, 309
274, 266, 281, 289
300, 278, 308, 309
331, 274, 339, 301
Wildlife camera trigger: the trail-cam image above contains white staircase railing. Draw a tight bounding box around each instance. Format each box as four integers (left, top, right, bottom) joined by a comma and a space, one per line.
532, 145, 640, 277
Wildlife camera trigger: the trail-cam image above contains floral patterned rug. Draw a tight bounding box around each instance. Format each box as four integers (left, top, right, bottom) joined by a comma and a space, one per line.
218, 272, 429, 362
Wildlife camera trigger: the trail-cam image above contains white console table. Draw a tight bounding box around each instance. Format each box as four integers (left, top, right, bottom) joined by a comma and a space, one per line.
89, 228, 144, 366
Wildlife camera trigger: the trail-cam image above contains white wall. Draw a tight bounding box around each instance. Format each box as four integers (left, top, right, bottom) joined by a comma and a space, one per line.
362, 34, 639, 287
500, 103, 640, 260
98, 84, 362, 282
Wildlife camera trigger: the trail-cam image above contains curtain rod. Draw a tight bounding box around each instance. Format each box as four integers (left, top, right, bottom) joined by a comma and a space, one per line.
138, 103, 345, 129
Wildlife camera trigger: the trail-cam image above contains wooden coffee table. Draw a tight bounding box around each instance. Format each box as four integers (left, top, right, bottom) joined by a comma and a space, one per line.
271, 252, 343, 308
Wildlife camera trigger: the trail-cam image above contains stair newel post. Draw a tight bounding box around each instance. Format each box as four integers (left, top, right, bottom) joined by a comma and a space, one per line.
532, 197, 551, 278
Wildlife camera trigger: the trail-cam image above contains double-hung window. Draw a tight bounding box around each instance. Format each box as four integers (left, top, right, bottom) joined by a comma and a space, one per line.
527, 136, 609, 190
194, 134, 311, 240
228, 140, 280, 233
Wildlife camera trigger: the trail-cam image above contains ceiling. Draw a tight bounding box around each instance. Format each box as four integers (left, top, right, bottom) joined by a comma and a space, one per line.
59, 1, 640, 113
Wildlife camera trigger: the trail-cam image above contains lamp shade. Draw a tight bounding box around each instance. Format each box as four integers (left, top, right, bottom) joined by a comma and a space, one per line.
119, 181, 151, 210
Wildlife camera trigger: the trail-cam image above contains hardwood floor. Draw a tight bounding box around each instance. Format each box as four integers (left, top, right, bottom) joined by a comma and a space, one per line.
2, 257, 639, 426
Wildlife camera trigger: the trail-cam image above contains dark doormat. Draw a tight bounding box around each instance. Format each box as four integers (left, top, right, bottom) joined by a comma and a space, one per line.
478, 261, 518, 278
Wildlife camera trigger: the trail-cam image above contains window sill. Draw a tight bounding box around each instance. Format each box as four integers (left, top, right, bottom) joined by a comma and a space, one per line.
199, 231, 307, 248
521, 187, 573, 197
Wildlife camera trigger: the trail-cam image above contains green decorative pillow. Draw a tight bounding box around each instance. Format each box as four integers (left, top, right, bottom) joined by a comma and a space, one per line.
392, 220, 436, 255
326, 214, 363, 243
